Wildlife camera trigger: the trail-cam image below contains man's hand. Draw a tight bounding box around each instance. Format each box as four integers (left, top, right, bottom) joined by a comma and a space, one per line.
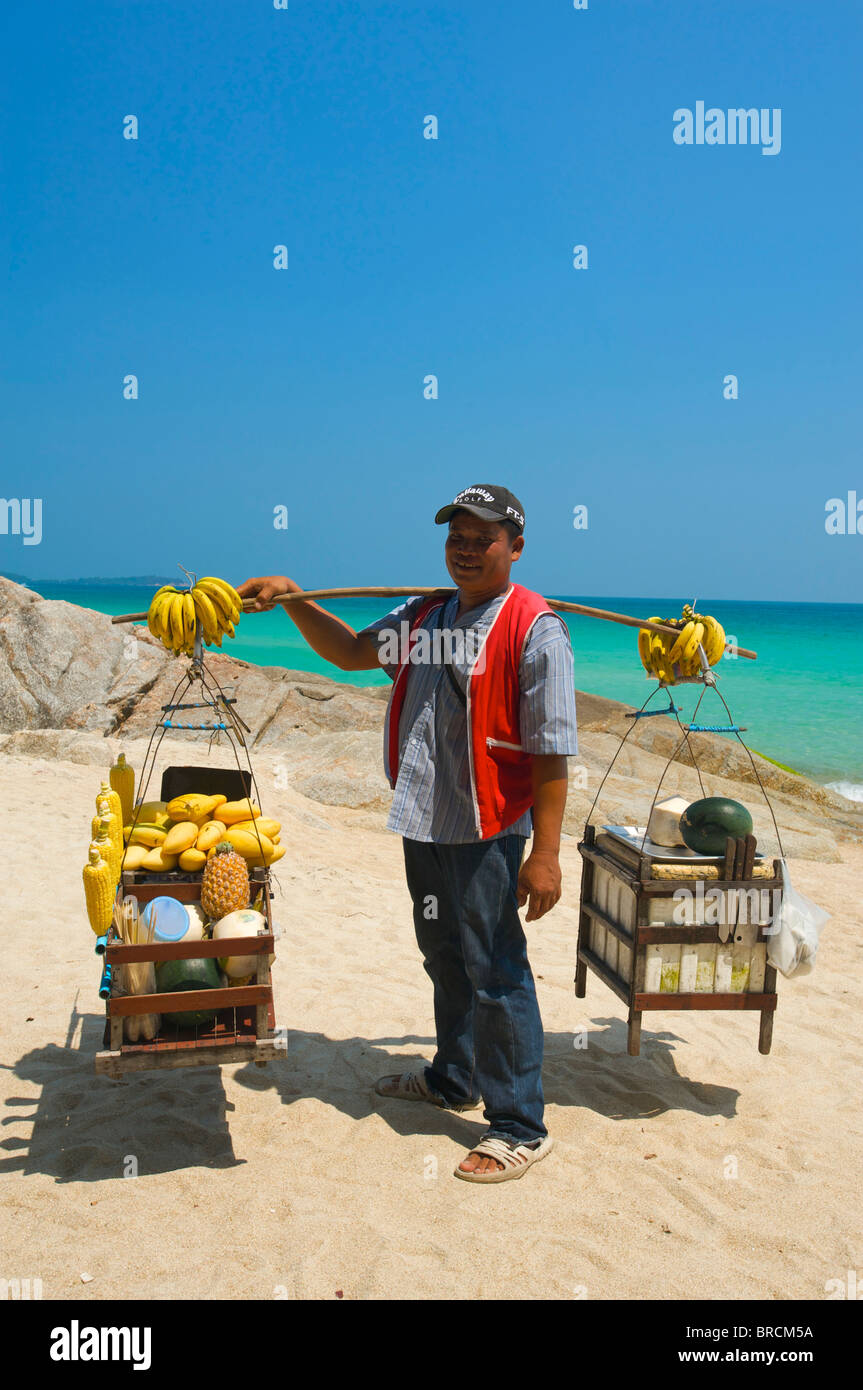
516, 848, 562, 922
235, 574, 379, 671
236, 575, 298, 611
516, 753, 569, 922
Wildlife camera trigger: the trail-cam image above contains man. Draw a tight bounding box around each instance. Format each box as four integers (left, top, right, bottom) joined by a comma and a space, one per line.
238, 484, 578, 1183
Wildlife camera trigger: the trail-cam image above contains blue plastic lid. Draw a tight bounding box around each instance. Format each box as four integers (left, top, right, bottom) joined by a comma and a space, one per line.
142, 896, 190, 943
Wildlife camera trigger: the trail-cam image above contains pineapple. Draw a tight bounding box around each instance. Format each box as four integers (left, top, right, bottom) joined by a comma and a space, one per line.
201, 842, 250, 919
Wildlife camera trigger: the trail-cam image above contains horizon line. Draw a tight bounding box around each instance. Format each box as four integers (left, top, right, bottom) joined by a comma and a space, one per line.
2, 573, 861, 608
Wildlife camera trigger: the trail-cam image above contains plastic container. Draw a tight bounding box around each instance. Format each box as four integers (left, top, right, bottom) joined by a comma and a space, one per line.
142, 896, 190, 944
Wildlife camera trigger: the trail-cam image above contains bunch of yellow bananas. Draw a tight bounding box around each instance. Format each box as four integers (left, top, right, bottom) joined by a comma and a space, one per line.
147, 577, 243, 656
637, 605, 726, 684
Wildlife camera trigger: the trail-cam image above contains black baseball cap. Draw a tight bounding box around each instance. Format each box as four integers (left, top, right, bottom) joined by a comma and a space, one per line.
434, 484, 526, 533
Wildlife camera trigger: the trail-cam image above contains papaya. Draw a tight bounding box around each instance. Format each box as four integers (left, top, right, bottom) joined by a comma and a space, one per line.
218, 799, 262, 826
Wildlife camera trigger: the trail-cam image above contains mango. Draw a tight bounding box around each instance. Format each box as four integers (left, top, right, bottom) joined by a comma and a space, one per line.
196, 820, 228, 853
218, 799, 262, 826
178, 847, 208, 872
233, 817, 281, 840
162, 820, 200, 855
141, 846, 179, 872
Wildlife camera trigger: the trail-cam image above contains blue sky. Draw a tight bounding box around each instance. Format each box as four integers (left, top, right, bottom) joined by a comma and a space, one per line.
2, 0, 861, 601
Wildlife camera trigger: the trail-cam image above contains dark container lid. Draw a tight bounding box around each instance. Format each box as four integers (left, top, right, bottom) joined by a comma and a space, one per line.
159, 765, 253, 802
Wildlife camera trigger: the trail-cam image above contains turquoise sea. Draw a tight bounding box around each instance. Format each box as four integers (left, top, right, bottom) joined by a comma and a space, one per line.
17, 581, 863, 799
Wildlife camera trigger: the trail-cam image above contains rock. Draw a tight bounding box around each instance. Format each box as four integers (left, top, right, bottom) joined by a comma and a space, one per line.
0, 577, 170, 734
0, 729, 120, 767
273, 731, 392, 811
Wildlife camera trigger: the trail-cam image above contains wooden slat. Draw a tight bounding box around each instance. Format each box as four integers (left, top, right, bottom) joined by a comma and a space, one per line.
576, 945, 631, 1005
255, 944, 270, 1041
593, 832, 643, 876
636, 924, 735, 945
742, 833, 757, 879
580, 901, 634, 947
108, 985, 271, 1016
760, 964, 778, 1054
94, 1037, 282, 1077
119, 872, 267, 905
577, 844, 641, 891
628, 892, 650, 1055
639, 875, 779, 895
106, 934, 273, 964
583, 907, 773, 948
575, 829, 596, 1000
633, 992, 777, 1012
119, 879, 203, 904
580, 841, 780, 895
122, 1016, 258, 1054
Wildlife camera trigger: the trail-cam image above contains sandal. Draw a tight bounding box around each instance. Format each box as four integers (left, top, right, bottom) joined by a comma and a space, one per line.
454, 1134, 554, 1183
374, 1070, 481, 1111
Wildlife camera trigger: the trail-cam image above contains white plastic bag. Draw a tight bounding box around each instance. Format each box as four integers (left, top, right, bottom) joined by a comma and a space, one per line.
767, 860, 830, 978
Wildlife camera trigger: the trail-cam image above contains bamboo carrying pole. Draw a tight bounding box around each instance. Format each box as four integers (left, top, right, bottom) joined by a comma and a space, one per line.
111, 587, 757, 659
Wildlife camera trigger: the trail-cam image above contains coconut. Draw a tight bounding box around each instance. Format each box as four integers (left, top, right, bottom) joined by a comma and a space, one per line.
212, 908, 269, 978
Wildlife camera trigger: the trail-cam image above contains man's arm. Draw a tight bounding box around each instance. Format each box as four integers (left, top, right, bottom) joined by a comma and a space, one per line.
515, 613, 578, 922
236, 575, 380, 671
516, 754, 568, 921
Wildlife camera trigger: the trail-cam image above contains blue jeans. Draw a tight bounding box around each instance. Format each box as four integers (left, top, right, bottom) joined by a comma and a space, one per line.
402, 835, 546, 1145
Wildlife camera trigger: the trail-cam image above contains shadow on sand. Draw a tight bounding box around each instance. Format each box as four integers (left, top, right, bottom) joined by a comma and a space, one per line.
1, 1003, 739, 1182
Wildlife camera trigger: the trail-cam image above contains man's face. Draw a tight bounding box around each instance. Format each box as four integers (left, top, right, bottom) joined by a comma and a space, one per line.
444, 510, 523, 596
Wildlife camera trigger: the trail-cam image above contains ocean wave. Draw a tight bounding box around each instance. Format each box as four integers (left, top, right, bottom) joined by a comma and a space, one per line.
826, 781, 863, 803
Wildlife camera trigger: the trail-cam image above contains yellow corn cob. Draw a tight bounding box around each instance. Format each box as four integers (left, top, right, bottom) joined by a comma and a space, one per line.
95, 798, 123, 878
83, 845, 115, 935
109, 753, 135, 825
98, 781, 124, 843
97, 778, 122, 861
93, 796, 119, 843
93, 815, 121, 886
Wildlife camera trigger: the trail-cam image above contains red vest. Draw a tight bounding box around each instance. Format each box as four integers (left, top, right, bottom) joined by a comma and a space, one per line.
384, 584, 568, 839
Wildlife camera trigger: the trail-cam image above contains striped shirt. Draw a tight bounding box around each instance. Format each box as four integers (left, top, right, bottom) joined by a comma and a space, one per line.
361, 589, 579, 843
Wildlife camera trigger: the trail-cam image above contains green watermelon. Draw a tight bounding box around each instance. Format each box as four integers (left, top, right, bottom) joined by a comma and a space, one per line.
155, 956, 222, 1027
680, 797, 753, 855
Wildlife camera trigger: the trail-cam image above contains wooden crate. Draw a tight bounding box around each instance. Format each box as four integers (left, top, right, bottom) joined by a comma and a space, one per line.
94, 869, 281, 1078
575, 824, 782, 1055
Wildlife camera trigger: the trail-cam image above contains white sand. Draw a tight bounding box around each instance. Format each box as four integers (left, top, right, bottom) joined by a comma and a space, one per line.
1, 742, 861, 1301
